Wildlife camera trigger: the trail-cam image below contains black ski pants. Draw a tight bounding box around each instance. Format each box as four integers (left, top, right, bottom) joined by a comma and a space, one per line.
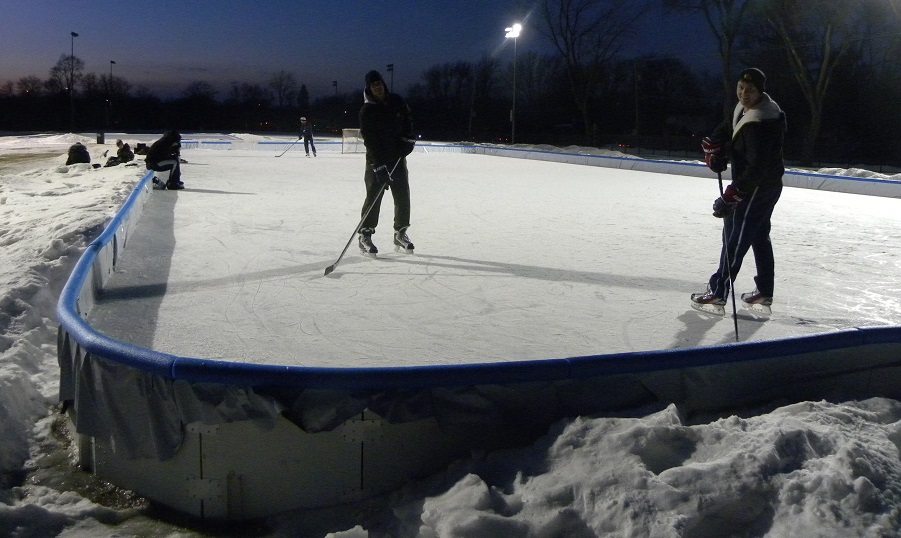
361, 158, 410, 232
708, 184, 782, 299
303, 135, 316, 155
149, 159, 181, 184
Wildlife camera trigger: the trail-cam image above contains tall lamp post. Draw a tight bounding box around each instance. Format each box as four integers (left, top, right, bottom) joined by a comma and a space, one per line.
333, 80, 339, 128
70, 31, 79, 132
386, 63, 394, 92
504, 23, 521, 145
107, 60, 115, 128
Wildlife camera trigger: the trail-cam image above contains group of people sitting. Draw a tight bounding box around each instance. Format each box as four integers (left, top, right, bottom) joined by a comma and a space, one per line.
64, 131, 185, 190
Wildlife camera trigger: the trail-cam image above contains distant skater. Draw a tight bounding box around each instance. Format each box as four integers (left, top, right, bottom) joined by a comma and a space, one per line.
357, 69, 416, 256
691, 68, 787, 315
299, 117, 316, 157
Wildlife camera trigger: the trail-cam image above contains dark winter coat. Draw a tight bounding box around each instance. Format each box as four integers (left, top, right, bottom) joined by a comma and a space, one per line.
712, 94, 786, 193
145, 131, 181, 169
117, 142, 135, 163
66, 143, 91, 165
359, 89, 414, 168
299, 121, 314, 139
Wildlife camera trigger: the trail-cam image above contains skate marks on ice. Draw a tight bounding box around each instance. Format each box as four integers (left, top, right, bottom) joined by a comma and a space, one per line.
675, 306, 769, 348
84, 150, 901, 368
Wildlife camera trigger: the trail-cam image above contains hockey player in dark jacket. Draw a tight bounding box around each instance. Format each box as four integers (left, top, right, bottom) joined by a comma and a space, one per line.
357, 69, 416, 256
299, 117, 317, 157
145, 130, 184, 190
692, 68, 787, 314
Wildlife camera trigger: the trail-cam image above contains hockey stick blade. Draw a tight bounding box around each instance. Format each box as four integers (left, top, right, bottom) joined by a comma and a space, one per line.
323, 159, 400, 276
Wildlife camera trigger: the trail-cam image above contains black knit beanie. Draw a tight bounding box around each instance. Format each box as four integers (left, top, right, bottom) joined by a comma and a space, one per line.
738, 68, 766, 92
365, 70, 384, 86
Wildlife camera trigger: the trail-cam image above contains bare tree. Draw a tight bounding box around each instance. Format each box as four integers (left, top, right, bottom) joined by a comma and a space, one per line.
664, 0, 752, 121
80, 73, 101, 97
184, 80, 218, 101
538, 0, 648, 141
297, 84, 310, 112
269, 70, 297, 108
512, 51, 562, 108
49, 54, 84, 95
16, 76, 44, 96
761, 0, 864, 163
226, 82, 271, 106
467, 55, 500, 140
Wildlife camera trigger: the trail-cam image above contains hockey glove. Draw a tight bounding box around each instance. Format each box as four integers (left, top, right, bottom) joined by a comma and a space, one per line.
701, 137, 723, 155
706, 153, 728, 173
372, 165, 392, 189
722, 184, 743, 204
712, 185, 744, 218
399, 135, 416, 157
712, 197, 733, 218
702, 137, 728, 173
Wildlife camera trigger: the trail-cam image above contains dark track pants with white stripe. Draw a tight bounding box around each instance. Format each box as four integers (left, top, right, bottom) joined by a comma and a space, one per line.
707, 184, 782, 299
361, 158, 410, 232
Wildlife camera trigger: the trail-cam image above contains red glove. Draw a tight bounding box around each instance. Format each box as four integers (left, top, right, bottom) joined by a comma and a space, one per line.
722, 184, 743, 203
711, 185, 744, 218
701, 137, 724, 156
702, 137, 728, 173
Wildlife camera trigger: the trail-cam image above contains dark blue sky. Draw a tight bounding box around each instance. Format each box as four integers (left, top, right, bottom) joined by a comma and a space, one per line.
1, 0, 718, 99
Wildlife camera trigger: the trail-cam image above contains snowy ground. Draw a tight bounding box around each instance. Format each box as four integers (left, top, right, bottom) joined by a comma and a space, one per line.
1, 133, 900, 537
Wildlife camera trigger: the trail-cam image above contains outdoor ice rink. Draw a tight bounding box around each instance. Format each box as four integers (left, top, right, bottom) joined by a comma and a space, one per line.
87, 147, 901, 368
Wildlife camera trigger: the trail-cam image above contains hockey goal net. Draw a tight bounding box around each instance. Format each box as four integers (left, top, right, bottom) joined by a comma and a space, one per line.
341, 128, 365, 154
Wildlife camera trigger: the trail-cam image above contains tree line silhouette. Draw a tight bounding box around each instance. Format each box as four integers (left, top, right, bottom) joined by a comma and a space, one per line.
1, 0, 899, 169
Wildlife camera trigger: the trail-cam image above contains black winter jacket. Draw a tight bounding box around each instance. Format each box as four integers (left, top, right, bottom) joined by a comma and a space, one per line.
145, 131, 181, 168
359, 89, 414, 168
712, 94, 786, 193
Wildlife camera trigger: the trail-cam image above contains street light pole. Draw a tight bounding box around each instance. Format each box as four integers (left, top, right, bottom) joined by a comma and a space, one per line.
70, 31, 79, 132
333, 80, 339, 128
504, 23, 521, 145
386, 64, 394, 92
107, 60, 115, 128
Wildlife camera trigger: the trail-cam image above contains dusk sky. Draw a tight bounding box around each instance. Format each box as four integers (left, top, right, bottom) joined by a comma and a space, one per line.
1, 0, 718, 100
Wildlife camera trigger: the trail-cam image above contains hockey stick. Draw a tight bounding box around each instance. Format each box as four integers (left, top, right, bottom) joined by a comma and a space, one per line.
324, 158, 401, 276
718, 171, 740, 342
275, 139, 300, 157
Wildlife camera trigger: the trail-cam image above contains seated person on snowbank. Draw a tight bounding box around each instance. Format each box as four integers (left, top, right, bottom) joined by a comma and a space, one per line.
66, 142, 91, 165
116, 139, 135, 163
145, 130, 184, 189
104, 139, 136, 167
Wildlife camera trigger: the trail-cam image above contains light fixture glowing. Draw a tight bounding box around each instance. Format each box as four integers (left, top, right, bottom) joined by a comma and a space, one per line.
505, 23, 522, 39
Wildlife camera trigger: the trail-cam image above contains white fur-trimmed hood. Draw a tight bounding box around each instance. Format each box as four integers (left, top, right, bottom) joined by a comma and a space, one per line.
731, 93, 784, 139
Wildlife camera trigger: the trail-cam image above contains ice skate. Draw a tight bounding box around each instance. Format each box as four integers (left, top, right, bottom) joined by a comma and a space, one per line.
393, 227, 414, 254
741, 288, 772, 316
151, 177, 167, 190
690, 287, 726, 316
358, 228, 378, 258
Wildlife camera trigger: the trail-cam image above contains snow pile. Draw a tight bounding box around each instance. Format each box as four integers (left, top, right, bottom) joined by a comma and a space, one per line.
375, 400, 901, 537
0, 140, 144, 482
818, 167, 901, 182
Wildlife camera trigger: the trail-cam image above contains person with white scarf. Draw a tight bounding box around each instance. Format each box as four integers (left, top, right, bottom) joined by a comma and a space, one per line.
692, 68, 787, 314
